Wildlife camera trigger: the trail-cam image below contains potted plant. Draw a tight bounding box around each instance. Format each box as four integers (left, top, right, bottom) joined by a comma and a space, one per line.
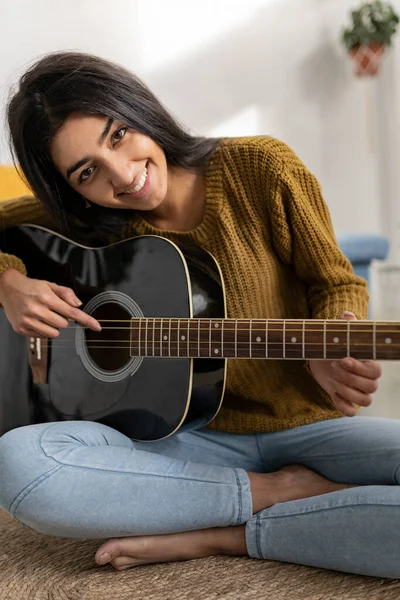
342, 1, 399, 76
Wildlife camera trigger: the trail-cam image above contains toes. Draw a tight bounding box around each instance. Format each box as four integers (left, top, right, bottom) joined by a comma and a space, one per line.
95, 540, 122, 565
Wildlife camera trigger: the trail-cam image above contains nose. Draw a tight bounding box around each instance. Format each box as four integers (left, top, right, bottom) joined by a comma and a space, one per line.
108, 158, 136, 190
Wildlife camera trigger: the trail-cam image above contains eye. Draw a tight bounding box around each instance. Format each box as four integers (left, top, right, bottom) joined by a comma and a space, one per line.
78, 165, 95, 184
112, 127, 127, 144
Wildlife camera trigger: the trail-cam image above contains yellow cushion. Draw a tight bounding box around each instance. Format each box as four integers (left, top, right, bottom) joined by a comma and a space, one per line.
0, 166, 31, 201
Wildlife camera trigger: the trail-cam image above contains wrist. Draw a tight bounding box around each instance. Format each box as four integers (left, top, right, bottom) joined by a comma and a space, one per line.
0, 268, 24, 301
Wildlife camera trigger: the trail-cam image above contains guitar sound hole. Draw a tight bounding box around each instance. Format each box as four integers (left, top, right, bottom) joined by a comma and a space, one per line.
85, 303, 131, 371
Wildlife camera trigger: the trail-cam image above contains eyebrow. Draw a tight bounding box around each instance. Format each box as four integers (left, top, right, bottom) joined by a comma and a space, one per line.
66, 117, 114, 180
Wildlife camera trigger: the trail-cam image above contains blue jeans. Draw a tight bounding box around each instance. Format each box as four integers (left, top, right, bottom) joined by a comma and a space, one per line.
0, 416, 400, 579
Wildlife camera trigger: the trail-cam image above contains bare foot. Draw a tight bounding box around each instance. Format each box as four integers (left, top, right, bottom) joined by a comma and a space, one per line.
95, 464, 357, 571
249, 464, 357, 513
95, 526, 247, 571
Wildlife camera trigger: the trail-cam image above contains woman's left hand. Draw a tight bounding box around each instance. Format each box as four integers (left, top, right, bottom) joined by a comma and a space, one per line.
309, 311, 382, 416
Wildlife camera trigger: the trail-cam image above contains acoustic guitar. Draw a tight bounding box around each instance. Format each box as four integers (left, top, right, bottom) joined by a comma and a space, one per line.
0, 225, 398, 441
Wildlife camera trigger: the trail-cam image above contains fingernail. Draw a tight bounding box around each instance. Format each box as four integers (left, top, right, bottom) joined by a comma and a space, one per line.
97, 551, 111, 565
74, 299, 83, 307
95, 323, 102, 332
342, 311, 355, 317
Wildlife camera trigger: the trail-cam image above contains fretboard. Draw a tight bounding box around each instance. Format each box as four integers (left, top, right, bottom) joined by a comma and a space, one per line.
129, 318, 400, 360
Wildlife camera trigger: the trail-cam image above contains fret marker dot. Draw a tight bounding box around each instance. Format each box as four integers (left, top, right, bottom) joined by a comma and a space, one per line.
256, 336, 261, 342
214, 323, 219, 328
291, 337, 297, 343
181, 335, 186, 341
163, 335, 168, 341
333, 337, 339, 343
214, 349, 219, 354
385, 337, 392, 344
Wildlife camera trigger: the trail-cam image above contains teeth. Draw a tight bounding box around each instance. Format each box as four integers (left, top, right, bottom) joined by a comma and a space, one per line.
123, 167, 147, 194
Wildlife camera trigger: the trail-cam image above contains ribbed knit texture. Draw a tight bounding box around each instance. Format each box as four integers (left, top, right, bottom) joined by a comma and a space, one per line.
0, 137, 369, 433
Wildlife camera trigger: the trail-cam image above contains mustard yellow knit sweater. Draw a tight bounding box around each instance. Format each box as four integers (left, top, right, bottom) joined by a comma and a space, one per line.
0, 137, 369, 434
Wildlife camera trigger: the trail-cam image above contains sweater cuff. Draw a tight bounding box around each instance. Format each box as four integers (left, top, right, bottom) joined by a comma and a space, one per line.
0, 253, 27, 309
0, 253, 27, 278
312, 294, 369, 322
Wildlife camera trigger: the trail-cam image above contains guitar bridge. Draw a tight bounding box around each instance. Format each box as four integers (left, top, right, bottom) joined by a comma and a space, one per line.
27, 337, 49, 384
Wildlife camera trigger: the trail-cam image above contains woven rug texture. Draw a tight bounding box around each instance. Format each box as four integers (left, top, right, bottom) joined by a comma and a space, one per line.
1, 509, 400, 599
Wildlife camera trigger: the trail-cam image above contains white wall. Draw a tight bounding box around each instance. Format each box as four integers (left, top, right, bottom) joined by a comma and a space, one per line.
1, 0, 400, 255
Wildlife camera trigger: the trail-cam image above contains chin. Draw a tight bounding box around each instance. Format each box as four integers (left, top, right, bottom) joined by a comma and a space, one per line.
135, 197, 164, 212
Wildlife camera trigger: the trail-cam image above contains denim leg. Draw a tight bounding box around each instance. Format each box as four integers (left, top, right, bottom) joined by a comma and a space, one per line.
246, 416, 400, 579
0, 421, 253, 539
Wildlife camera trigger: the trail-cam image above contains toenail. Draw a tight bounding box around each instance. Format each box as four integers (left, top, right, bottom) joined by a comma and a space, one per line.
97, 552, 112, 565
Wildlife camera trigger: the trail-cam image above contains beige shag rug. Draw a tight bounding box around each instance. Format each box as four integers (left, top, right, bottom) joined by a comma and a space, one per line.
1, 509, 399, 600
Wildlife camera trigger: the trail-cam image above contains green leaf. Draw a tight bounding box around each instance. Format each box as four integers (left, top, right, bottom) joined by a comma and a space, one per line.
341, 1, 399, 48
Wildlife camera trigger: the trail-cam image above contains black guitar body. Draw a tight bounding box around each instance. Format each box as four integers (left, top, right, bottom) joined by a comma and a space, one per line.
0, 226, 226, 441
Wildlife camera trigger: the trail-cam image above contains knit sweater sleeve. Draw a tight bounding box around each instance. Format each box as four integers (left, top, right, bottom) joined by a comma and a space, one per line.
0, 195, 56, 277
264, 140, 369, 320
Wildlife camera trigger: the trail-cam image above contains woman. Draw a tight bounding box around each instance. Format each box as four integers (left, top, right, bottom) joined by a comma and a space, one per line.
0, 52, 392, 577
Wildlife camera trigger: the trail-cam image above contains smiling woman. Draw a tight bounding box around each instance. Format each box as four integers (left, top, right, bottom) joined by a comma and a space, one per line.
7, 51, 217, 241
1, 50, 399, 581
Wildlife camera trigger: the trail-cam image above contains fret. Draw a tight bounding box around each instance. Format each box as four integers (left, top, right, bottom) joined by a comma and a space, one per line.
302, 320, 305, 359
283, 320, 286, 359
160, 318, 163, 357
209, 318, 212, 357
265, 320, 268, 358
138, 318, 142, 357
249, 319, 252, 358
347, 320, 350, 357
235, 320, 238, 358
187, 318, 191, 358
221, 319, 224, 357
145, 318, 149, 357
373, 321, 376, 361
323, 320, 326, 359
151, 319, 155, 357
168, 319, 171, 357
198, 319, 201, 358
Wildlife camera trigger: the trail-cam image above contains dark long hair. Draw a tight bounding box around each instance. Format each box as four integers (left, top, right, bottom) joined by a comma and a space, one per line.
7, 51, 220, 242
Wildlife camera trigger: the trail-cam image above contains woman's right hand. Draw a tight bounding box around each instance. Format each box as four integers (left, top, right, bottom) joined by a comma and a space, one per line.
0, 269, 101, 338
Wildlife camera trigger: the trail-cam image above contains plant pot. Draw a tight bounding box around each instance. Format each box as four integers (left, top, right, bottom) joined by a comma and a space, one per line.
349, 42, 384, 76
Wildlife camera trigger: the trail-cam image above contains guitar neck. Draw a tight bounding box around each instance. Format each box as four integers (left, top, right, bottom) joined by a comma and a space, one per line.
129, 318, 400, 360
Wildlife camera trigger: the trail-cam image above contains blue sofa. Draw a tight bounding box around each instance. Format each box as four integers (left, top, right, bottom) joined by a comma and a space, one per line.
337, 233, 389, 316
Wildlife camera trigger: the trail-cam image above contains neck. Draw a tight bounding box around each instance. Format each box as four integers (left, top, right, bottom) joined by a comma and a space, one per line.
147, 166, 206, 231
129, 317, 400, 361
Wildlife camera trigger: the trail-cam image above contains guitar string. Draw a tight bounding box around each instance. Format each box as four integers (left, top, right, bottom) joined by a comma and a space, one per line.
64, 324, 400, 334
29, 340, 400, 348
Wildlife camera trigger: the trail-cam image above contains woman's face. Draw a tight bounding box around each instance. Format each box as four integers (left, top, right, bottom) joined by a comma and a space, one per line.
50, 113, 169, 211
